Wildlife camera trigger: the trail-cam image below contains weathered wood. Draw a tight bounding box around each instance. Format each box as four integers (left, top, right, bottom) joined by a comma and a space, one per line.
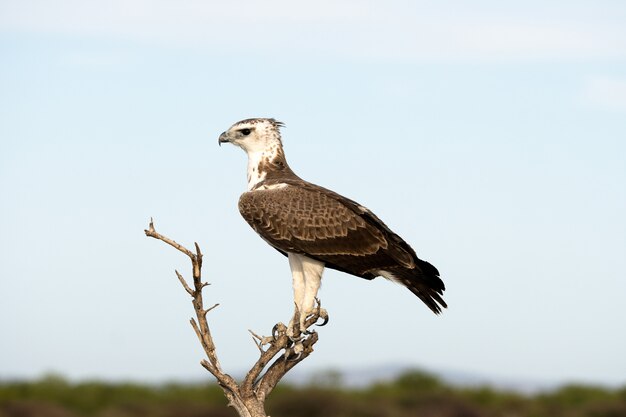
145, 219, 324, 417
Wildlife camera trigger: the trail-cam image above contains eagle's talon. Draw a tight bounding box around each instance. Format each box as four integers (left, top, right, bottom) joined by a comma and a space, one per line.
316, 308, 329, 326
272, 324, 280, 340
286, 326, 300, 340
287, 340, 305, 361
286, 351, 302, 362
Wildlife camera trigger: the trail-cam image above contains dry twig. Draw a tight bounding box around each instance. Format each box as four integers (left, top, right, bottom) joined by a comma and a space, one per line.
145, 218, 322, 417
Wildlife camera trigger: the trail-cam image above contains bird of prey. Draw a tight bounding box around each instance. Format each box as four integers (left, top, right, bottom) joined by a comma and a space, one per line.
218, 118, 446, 333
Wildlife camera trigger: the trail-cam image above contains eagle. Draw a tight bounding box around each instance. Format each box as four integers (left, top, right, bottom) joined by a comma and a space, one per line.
218, 118, 446, 333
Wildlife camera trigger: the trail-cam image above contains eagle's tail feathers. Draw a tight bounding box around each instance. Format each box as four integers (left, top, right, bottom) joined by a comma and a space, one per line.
380, 260, 447, 314
405, 281, 447, 314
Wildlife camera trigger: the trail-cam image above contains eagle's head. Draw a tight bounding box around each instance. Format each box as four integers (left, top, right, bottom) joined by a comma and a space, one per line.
218, 118, 284, 153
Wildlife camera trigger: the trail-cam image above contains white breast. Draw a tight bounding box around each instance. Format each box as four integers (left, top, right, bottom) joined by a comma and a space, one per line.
246, 150, 267, 190
245, 145, 281, 190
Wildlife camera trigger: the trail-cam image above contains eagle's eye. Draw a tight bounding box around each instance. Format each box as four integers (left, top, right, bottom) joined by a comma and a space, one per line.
240, 128, 252, 136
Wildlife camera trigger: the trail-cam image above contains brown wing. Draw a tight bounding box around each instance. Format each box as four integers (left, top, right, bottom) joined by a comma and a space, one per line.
238, 182, 415, 278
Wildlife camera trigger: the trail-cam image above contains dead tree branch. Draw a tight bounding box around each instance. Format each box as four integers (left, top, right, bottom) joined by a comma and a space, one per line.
145, 218, 323, 417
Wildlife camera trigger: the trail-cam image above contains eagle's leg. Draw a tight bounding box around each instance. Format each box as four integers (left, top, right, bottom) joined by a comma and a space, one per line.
287, 253, 325, 336
300, 255, 325, 332
287, 253, 306, 337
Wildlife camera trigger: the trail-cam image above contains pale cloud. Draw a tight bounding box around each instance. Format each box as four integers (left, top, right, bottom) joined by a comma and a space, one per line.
581, 76, 626, 112
1, 0, 626, 62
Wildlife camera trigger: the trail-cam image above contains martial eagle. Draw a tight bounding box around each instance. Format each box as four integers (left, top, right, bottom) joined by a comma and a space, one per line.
218, 118, 446, 332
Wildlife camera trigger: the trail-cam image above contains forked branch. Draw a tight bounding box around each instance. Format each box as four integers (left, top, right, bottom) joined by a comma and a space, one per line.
144, 219, 323, 417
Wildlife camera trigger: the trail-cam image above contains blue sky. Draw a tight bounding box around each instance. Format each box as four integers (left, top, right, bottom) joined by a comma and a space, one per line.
1, 1, 625, 386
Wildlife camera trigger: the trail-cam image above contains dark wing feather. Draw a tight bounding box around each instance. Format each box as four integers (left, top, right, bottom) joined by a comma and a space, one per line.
239, 183, 407, 275
238, 180, 446, 313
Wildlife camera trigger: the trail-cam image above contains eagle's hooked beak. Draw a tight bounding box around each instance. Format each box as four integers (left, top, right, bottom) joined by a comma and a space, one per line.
218, 131, 230, 147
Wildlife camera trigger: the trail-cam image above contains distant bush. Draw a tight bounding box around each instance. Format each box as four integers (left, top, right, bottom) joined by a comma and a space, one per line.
1, 371, 624, 417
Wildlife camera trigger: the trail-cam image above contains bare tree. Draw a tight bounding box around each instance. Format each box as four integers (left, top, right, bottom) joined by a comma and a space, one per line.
145, 219, 326, 417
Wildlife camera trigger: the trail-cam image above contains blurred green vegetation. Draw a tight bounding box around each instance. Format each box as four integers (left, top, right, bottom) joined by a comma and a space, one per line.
1, 370, 625, 417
